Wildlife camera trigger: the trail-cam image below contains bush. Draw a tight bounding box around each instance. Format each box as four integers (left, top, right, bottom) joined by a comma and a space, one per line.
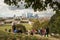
32, 20, 41, 30
15, 24, 26, 33
0, 31, 52, 40
32, 19, 49, 30
49, 10, 60, 34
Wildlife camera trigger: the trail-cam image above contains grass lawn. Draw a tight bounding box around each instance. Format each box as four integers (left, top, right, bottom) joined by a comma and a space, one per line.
0, 23, 32, 31
0, 25, 12, 31
0, 24, 60, 40
22, 23, 32, 30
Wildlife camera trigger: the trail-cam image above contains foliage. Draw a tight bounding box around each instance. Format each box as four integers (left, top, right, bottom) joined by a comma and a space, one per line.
32, 19, 49, 30
15, 24, 26, 33
29, 18, 38, 22
22, 23, 32, 30
0, 30, 8, 40
40, 21, 49, 28
4, 0, 21, 6
0, 31, 50, 40
32, 20, 41, 30
0, 25, 11, 31
4, 0, 60, 11
25, 0, 44, 11
49, 10, 60, 34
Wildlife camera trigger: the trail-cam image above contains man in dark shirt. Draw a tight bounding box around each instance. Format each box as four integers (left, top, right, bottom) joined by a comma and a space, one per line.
46, 27, 49, 37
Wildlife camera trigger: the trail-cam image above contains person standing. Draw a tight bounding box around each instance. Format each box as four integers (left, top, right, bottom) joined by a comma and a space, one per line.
38, 29, 41, 34
46, 27, 49, 37
41, 28, 46, 37
12, 21, 16, 32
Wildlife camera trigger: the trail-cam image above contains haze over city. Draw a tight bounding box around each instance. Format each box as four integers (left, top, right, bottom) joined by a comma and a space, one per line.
0, 0, 56, 17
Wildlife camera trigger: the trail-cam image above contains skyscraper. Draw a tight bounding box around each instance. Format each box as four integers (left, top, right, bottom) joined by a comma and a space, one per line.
27, 13, 33, 18
34, 14, 39, 19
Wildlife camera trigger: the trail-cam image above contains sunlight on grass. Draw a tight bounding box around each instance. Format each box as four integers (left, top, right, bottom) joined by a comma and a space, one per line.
0, 25, 12, 31
21, 23, 32, 30
0, 23, 32, 31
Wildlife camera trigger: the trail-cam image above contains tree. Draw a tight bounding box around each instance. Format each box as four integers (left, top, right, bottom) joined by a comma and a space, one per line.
32, 20, 41, 30
40, 21, 49, 28
32, 19, 49, 30
4, 0, 21, 6
25, 0, 44, 11
4, 0, 60, 11
48, 10, 60, 34
16, 24, 26, 33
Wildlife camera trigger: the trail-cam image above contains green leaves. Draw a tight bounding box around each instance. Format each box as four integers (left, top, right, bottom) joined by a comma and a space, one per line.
32, 19, 49, 30
4, 0, 11, 5
4, 0, 20, 6
16, 24, 26, 33
25, 0, 45, 11
32, 20, 41, 30
4, 0, 60, 11
49, 10, 60, 34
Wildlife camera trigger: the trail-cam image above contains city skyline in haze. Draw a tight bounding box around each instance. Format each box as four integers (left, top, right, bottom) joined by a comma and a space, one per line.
0, 0, 55, 17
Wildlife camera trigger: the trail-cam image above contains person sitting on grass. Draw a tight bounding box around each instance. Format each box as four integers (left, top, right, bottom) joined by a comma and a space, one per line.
17, 30, 22, 33
14, 29, 18, 33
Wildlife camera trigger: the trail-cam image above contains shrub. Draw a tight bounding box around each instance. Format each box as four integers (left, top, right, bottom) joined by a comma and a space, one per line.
49, 10, 60, 34
0, 31, 52, 40
15, 24, 26, 33
32, 20, 41, 30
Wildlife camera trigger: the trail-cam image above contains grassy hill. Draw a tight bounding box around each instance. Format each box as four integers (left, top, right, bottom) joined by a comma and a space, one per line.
0, 23, 32, 31
0, 25, 12, 31
0, 24, 60, 40
22, 23, 32, 30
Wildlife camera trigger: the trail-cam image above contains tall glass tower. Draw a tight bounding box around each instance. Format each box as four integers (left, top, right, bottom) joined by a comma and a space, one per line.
27, 13, 33, 18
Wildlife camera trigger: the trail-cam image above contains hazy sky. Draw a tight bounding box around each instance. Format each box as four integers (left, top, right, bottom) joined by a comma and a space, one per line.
0, 0, 55, 17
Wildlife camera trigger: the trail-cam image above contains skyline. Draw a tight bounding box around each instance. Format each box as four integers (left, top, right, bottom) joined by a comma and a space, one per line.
0, 0, 55, 17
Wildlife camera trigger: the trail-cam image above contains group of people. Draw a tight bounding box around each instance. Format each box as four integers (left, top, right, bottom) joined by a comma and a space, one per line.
5, 22, 49, 37
12, 22, 23, 33
5, 25, 49, 37
29, 27, 49, 37
38, 27, 49, 37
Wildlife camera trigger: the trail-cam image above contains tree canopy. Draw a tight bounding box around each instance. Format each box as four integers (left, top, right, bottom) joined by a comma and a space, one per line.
32, 20, 41, 30
48, 10, 60, 34
32, 19, 49, 30
16, 24, 26, 33
4, 0, 60, 11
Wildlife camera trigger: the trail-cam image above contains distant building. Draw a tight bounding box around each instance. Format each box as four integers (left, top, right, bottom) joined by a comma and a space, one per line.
27, 13, 33, 18
4, 19, 13, 24
22, 13, 26, 18
0, 21, 4, 25
0, 18, 5, 25
34, 14, 39, 19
